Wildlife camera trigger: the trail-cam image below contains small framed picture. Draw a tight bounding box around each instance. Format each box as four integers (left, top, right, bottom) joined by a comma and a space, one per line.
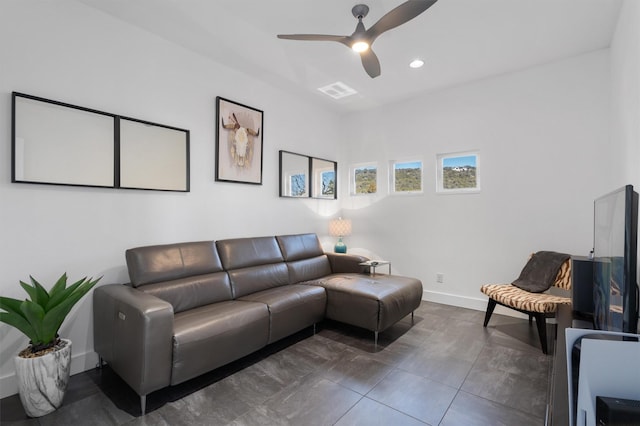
436, 151, 480, 194
215, 97, 263, 184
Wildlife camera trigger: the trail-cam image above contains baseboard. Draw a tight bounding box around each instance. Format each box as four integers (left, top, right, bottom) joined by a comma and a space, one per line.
0, 349, 98, 399
422, 290, 528, 319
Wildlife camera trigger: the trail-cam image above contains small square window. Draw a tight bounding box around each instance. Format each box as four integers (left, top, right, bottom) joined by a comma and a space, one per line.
350, 163, 377, 195
391, 160, 423, 194
436, 151, 480, 194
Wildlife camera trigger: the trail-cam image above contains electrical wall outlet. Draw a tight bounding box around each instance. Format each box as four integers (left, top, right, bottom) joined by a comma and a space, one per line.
436, 273, 444, 283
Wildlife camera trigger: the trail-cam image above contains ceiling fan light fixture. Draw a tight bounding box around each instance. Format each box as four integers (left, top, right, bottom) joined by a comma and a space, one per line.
352, 41, 369, 53
409, 59, 425, 68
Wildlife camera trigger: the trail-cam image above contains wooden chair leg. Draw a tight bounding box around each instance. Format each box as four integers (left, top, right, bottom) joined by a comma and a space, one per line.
483, 299, 497, 327
533, 313, 548, 354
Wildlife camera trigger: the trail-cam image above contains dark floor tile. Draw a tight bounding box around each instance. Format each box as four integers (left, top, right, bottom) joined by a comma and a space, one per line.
37, 392, 133, 426
0, 301, 550, 425
289, 333, 351, 364
255, 375, 362, 426
0, 394, 37, 425
461, 346, 550, 418
252, 344, 322, 386
334, 397, 427, 426
320, 349, 394, 395
176, 380, 255, 424
440, 390, 543, 426
367, 369, 458, 426
474, 344, 550, 380
227, 404, 289, 426
205, 361, 290, 407
486, 321, 554, 354
122, 399, 195, 426
317, 322, 382, 353
397, 338, 479, 389
366, 335, 424, 367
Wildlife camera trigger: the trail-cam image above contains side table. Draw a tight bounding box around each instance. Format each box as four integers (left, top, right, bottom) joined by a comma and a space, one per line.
359, 260, 391, 276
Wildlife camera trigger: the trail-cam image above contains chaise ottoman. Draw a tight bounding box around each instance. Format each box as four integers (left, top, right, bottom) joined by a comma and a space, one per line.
306, 273, 423, 344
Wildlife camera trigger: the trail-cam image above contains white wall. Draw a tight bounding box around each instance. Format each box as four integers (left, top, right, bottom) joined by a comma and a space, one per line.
611, 0, 640, 189
0, 1, 343, 398
341, 50, 612, 310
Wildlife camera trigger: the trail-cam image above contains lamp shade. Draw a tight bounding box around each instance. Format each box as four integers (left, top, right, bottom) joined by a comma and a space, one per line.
329, 218, 352, 237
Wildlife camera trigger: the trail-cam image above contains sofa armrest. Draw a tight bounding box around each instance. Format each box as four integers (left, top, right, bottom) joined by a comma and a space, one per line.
326, 252, 369, 273
93, 284, 174, 397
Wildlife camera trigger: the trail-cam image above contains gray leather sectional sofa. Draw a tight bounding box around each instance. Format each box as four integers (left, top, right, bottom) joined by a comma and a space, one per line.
93, 233, 422, 414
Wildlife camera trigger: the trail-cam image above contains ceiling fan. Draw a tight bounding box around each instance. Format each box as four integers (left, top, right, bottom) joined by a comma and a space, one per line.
277, 0, 438, 79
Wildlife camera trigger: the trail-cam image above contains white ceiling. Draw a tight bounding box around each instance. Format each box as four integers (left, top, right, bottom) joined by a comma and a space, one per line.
77, 0, 622, 112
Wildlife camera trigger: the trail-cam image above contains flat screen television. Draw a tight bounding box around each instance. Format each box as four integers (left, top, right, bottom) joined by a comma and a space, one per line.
592, 185, 639, 334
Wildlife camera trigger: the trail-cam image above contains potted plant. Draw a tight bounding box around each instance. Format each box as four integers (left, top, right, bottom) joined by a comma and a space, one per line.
0, 273, 100, 417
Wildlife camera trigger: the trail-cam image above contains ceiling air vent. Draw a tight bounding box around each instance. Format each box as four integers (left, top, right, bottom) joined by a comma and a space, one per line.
317, 81, 357, 100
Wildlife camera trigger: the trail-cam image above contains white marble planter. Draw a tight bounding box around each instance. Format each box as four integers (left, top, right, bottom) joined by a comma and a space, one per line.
14, 338, 72, 417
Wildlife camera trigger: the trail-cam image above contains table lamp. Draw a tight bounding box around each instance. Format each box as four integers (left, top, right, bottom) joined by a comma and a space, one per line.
329, 217, 352, 253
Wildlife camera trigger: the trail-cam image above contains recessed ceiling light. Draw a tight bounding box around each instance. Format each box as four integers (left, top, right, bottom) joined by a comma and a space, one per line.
317, 81, 357, 100
409, 59, 424, 69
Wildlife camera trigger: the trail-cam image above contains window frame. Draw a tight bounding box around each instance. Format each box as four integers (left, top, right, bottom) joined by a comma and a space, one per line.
390, 159, 424, 195
436, 151, 480, 194
350, 162, 378, 196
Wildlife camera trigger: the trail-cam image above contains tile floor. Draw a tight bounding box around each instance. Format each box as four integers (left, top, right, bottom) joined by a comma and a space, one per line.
0, 301, 552, 425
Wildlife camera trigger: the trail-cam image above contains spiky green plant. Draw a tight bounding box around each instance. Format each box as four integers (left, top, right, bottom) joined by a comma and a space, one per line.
0, 273, 100, 354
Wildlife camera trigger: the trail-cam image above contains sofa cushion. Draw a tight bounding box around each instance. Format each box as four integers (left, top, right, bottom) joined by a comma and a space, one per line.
126, 241, 223, 287
276, 234, 332, 283
227, 263, 290, 298
276, 233, 325, 261
239, 284, 326, 343
217, 237, 290, 298
139, 272, 232, 314
171, 300, 269, 385
217, 236, 284, 270
286, 256, 333, 284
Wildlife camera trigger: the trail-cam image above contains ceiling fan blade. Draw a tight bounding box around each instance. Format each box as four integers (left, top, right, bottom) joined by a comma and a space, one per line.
361, 49, 381, 78
366, 0, 438, 42
277, 34, 350, 47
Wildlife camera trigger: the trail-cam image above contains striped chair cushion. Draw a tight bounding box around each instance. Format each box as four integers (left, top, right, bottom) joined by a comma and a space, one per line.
480, 258, 572, 313
480, 283, 571, 313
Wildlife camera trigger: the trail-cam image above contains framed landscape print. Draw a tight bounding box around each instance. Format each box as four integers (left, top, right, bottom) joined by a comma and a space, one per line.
436, 151, 480, 194
215, 97, 263, 184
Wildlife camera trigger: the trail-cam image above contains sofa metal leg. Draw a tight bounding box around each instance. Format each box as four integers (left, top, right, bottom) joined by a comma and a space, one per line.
411, 311, 414, 323
313, 323, 316, 335
140, 395, 146, 416
483, 299, 497, 327
374, 331, 378, 348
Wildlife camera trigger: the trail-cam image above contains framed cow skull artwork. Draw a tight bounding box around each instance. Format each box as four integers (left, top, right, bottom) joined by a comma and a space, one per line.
215, 97, 264, 184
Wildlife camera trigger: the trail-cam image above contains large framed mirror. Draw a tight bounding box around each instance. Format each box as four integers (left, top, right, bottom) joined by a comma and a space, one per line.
119, 118, 189, 191
12, 92, 190, 192
13, 93, 115, 187
311, 157, 337, 199
279, 150, 309, 197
